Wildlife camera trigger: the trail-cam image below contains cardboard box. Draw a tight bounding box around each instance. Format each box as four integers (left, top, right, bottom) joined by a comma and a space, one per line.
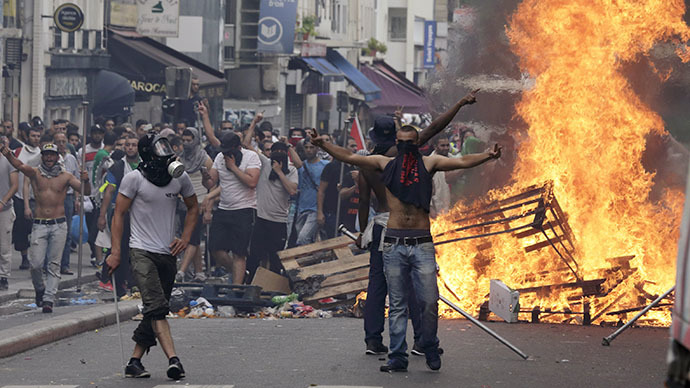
251, 267, 291, 294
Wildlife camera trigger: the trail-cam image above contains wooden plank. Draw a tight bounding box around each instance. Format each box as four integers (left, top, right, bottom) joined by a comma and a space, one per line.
277, 235, 353, 261
524, 235, 563, 253
333, 247, 353, 260
320, 267, 370, 288
305, 279, 370, 302
293, 253, 369, 280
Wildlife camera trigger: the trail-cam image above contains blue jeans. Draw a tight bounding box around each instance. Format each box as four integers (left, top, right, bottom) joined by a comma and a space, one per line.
295, 210, 319, 246
382, 240, 439, 365
60, 193, 74, 270
364, 224, 422, 345
29, 222, 68, 304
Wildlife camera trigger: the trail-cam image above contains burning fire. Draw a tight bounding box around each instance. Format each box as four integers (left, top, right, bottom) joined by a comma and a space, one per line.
432, 0, 690, 325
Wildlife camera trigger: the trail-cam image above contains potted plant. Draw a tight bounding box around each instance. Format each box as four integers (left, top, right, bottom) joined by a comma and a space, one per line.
363, 37, 387, 56
297, 15, 317, 40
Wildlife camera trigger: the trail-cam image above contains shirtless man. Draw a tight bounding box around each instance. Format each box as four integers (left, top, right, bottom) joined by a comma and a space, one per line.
355, 92, 480, 358
311, 121, 501, 372
0, 143, 89, 313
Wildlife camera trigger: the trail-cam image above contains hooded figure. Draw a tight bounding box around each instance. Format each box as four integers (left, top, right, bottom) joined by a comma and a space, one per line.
381, 125, 433, 212
181, 127, 208, 174
369, 115, 397, 155
137, 133, 184, 187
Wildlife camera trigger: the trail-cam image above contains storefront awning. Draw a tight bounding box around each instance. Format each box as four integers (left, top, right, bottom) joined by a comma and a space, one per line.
93, 70, 134, 118
326, 49, 381, 102
299, 57, 345, 81
361, 61, 429, 114
107, 28, 226, 99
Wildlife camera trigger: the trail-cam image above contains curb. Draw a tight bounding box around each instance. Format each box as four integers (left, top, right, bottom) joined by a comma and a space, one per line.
0, 299, 140, 358
0, 274, 98, 305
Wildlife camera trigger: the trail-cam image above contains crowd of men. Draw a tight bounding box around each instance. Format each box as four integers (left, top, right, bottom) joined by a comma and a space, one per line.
0, 88, 500, 376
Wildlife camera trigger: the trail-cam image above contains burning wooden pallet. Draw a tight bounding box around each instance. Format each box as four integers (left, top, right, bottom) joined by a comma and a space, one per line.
434, 182, 643, 325
277, 236, 370, 305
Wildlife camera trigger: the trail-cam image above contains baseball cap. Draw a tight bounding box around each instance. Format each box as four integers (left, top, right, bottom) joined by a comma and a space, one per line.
368, 115, 396, 146
41, 143, 59, 154
218, 132, 241, 154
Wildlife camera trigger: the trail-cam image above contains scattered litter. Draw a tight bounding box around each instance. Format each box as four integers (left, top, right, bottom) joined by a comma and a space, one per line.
120, 292, 141, 301
69, 298, 98, 305
24, 303, 37, 308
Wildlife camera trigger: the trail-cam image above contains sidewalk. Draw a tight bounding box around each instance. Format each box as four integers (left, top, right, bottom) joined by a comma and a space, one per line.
0, 244, 100, 304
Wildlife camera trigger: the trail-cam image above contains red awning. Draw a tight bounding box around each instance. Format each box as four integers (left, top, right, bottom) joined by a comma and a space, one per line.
361, 61, 430, 114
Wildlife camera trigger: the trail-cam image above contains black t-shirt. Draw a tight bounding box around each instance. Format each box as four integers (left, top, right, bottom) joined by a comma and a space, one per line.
320, 160, 358, 229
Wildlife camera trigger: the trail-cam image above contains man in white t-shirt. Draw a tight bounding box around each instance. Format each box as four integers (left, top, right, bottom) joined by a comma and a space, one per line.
105, 133, 197, 380
203, 132, 260, 285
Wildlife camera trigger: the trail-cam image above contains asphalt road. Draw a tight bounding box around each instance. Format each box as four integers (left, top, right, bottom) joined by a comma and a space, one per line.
0, 316, 669, 388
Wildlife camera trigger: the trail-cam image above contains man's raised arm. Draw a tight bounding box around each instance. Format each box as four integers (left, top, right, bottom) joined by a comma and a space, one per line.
417, 89, 480, 146
431, 144, 502, 172
310, 130, 388, 171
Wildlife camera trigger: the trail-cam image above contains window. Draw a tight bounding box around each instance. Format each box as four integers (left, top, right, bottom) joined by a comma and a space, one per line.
81, 30, 89, 50
225, 0, 237, 25
389, 8, 406, 41
53, 28, 62, 49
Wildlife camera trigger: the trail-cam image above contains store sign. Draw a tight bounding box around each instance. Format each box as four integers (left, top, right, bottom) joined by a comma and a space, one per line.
137, 0, 179, 38
300, 42, 327, 57
129, 79, 167, 95
423, 20, 436, 69
110, 2, 138, 28
257, 0, 297, 54
54, 3, 84, 33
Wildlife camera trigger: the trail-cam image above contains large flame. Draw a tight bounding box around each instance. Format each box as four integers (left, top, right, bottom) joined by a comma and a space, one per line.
433, 0, 690, 325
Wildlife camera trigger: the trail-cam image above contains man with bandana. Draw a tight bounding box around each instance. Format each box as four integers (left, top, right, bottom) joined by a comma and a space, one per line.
311, 92, 501, 373
175, 127, 214, 283
0, 142, 90, 313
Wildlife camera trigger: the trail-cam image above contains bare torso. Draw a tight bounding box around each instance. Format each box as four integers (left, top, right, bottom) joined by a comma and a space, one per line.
29, 170, 72, 219
374, 156, 436, 230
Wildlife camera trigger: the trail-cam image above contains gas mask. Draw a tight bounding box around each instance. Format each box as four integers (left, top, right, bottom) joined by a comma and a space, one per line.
138, 134, 185, 187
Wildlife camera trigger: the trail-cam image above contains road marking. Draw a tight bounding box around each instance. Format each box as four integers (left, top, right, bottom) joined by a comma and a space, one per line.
152, 386, 235, 388
3, 386, 79, 388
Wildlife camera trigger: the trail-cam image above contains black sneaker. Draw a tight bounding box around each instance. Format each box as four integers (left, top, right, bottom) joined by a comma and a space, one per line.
42, 301, 53, 313
365, 341, 388, 355
35, 289, 44, 307
380, 359, 407, 372
0, 277, 8, 291
19, 260, 30, 270
411, 343, 444, 356
426, 351, 442, 371
167, 357, 185, 380
125, 359, 151, 378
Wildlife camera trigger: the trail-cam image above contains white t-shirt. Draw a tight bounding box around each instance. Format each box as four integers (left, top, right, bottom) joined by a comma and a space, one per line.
15, 145, 40, 200
119, 170, 195, 255
256, 153, 298, 223
212, 149, 261, 211
78, 142, 103, 195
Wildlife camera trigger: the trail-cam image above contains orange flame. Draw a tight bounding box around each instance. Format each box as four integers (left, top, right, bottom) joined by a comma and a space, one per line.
433, 0, 690, 325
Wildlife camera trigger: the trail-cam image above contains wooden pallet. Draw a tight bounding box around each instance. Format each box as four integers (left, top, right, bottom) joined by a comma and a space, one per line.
277, 236, 370, 304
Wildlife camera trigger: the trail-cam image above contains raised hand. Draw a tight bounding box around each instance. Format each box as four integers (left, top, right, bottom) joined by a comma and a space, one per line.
461, 89, 480, 105
488, 143, 502, 159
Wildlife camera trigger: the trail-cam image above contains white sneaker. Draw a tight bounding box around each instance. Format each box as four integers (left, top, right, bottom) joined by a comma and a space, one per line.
192, 272, 207, 283
175, 271, 185, 283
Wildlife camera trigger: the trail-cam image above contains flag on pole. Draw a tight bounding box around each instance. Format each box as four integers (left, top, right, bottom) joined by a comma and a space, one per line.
350, 115, 366, 150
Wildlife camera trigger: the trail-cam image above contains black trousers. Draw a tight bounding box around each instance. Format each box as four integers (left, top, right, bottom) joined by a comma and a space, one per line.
247, 217, 287, 281
11, 195, 31, 251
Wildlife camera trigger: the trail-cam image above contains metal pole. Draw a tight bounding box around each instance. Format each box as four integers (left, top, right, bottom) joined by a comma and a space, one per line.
76, 101, 88, 292
602, 285, 675, 346
205, 224, 211, 276
439, 294, 528, 360
111, 273, 126, 375
338, 225, 529, 360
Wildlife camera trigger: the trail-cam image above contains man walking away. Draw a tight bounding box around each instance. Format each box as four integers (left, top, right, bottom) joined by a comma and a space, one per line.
1, 143, 90, 312
105, 133, 198, 380
0, 136, 18, 290
312, 123, 500, 372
